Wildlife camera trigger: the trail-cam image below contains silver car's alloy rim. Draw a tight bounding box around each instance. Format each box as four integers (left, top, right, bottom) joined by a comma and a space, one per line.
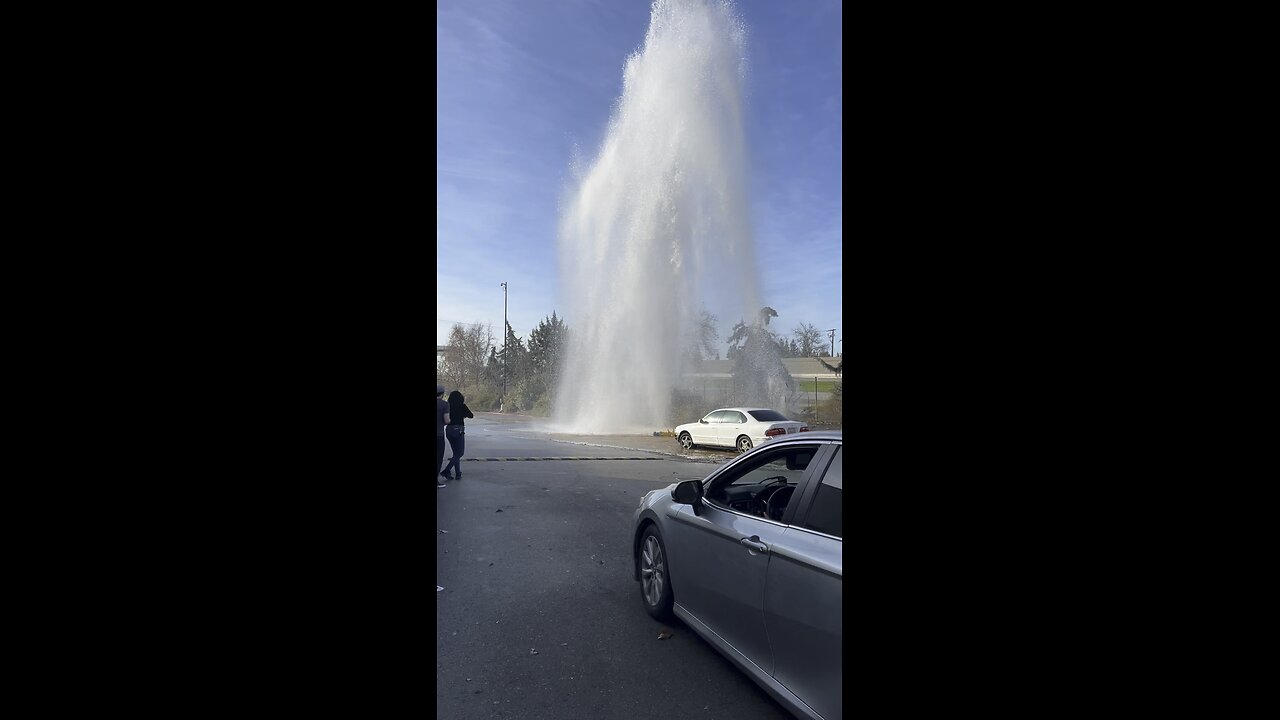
738, 437, 751, 452
679, 434, 692, 449
641, 535, 665, 607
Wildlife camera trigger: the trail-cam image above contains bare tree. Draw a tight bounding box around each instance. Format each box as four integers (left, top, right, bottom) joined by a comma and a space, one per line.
440, 322, 494, 390
792, 322, 825, 357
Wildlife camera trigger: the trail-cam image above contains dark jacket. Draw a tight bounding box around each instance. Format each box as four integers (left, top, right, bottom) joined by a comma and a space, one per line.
447, 394, 474, 428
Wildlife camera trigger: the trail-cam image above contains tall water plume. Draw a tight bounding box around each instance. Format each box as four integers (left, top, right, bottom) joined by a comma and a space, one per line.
554, 0, 760, 433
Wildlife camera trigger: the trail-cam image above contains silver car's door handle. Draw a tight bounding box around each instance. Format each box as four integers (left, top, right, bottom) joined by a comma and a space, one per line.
739, 536, 768, 553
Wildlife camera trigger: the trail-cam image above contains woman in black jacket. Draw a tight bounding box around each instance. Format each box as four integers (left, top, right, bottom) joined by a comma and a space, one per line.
441, 390, 475, 480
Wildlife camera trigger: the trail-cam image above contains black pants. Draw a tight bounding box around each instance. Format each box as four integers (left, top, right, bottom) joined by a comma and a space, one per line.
443, 425, 465, 475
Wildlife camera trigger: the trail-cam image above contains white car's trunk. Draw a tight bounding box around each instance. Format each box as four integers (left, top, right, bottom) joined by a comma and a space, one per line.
763, 422, 806, 439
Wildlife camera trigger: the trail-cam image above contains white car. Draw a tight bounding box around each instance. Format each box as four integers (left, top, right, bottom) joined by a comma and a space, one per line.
675, 407, 809, 453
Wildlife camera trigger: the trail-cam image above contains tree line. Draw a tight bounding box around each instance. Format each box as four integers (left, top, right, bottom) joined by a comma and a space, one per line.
726, 317, 832, 361
437, 312, 569, 414
438, 310, 840, 415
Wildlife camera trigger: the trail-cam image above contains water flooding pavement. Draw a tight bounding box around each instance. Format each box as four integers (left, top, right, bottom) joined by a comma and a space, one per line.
473, 412, 738, 464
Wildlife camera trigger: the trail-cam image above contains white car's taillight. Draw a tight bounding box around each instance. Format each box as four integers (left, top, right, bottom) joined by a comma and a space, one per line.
765, 427, 786, 437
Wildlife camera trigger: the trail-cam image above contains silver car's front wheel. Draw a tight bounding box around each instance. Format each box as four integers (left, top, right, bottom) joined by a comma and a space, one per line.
639, 526, 673, 619
678, 432, 694, 450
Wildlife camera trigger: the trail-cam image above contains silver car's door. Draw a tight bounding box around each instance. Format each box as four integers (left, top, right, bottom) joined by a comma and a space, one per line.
764, 445, 843, 720
664, 443, 825, 679
668, 503, 784, 675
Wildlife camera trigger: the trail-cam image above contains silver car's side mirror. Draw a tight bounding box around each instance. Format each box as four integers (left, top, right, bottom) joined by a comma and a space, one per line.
699, 419, 708, 424
672, 480, 704, 515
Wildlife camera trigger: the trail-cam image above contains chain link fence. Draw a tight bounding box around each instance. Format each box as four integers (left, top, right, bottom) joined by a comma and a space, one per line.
678, 375, 841, 428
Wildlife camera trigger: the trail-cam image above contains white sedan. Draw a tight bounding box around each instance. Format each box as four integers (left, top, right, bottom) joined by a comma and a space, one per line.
675, 407, 809, 453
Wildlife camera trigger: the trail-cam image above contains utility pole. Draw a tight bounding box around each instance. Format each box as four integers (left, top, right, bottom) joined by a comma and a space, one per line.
826, 329, 836, 358
500, 282, 508, 411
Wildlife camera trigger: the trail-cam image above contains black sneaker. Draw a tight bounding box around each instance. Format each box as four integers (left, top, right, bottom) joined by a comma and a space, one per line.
437, 482, 446, 488
440, 471, 453, 480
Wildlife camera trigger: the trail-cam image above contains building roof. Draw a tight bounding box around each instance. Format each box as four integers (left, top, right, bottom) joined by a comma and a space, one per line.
687, 357, 841, 377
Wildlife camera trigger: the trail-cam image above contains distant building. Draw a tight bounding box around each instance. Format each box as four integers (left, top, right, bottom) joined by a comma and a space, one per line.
683, 357, 843, 380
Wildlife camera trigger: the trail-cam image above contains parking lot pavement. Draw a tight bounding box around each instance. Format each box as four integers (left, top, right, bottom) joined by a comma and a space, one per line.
436, 424, 794, 720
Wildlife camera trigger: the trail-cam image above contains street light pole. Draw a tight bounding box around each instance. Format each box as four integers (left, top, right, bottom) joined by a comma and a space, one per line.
500, 282, 508, 411
826, 329, 836, 358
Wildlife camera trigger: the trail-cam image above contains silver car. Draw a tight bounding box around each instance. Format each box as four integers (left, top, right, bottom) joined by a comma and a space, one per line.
631, 432, 842, 720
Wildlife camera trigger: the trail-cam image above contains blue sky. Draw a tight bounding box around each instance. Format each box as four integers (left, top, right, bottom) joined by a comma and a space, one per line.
437, 0, 842, 355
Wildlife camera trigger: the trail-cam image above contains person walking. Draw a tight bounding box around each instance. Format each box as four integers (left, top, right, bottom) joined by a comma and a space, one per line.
441, 390, 474, 480
436, 384, 451, 487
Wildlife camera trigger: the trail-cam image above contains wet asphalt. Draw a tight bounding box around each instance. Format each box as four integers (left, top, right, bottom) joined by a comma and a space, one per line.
435, 414, 795, 720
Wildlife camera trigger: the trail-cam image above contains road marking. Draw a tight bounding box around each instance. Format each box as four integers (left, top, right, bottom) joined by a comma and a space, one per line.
465, 457, 666, 461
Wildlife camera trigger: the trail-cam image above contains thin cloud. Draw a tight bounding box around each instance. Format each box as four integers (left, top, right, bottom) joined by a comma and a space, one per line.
437, 0, 842, 350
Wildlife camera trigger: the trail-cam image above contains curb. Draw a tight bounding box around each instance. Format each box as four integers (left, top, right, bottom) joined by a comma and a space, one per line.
464, 457, 665, 461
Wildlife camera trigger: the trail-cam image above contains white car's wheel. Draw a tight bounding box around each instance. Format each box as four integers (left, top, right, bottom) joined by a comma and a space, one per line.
737, 435, 753, 453
678, 432, 694, 450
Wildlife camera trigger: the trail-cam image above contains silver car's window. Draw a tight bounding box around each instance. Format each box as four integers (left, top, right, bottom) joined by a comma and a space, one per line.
706, 444, 821, 521
802, 447, 842, 539
727, 411, 746, 424
708, 410, 731, 423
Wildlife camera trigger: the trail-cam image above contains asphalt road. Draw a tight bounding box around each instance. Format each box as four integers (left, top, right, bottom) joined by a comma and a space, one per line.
436, 415, 796, 720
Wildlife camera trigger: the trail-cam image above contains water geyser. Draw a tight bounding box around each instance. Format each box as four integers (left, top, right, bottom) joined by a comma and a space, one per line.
554, 0, 762, 433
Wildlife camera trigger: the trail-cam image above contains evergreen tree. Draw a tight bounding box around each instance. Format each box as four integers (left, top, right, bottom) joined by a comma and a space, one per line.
683, 309, 720, 367
526, 312, 570, 412
528, 311, 568, 379
498, 322, 528, 383
728, 308, 796, 409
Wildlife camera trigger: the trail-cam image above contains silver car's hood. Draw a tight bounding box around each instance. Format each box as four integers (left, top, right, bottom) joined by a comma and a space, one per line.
639, 483, 677, 510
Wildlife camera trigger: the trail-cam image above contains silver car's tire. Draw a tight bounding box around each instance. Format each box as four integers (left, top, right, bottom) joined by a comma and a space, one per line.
639, 525, 674, 620
678, 432, 694, 450
737, 435, 753, 453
